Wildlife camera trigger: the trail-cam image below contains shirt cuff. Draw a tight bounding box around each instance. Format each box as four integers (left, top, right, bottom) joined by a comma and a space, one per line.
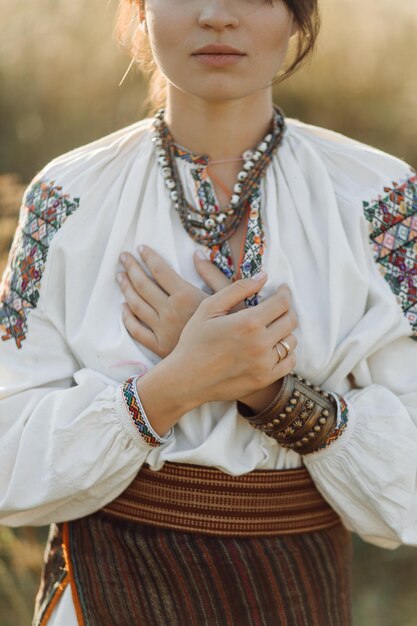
305, 392, 350, 455
116, 376, 174, 450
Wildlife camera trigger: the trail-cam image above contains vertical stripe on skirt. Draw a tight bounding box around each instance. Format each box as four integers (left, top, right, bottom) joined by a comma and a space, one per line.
63, 511, 352, 626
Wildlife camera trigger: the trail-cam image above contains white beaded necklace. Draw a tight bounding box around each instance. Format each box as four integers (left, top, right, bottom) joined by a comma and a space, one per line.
152, 106, 286, 247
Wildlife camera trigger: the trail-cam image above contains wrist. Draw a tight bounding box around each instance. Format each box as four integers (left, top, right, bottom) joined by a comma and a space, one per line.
237, 379, 284, 415
238, 373, 338, 455
136, 353, 200, 436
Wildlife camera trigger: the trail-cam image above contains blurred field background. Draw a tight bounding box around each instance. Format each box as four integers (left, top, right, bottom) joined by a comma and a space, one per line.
0, 0, 416, 624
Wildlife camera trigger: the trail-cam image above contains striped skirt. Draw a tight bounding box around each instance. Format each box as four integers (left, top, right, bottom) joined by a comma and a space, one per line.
73, 515, 351, 626
34, 464, 352, 625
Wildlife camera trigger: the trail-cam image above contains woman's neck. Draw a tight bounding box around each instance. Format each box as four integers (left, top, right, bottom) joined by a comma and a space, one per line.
164, 88, 275, 160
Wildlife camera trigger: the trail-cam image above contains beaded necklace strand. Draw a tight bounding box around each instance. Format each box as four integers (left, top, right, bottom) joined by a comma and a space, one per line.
152, 106, 286, 247
172, 144, 266, 307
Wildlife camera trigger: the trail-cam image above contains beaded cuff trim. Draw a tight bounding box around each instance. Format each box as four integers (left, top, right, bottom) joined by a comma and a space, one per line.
122, 377, 173, 448
0, 178, 80, 349
363, 173, 417, 339
317, 394, 349, 451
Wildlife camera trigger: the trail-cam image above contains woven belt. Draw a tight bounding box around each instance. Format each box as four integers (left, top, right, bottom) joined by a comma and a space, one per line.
102, 462, 340, 537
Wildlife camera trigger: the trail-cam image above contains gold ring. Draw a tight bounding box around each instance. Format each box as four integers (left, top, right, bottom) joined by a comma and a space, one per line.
275, 343, 285, 362
278, 339, 291, 357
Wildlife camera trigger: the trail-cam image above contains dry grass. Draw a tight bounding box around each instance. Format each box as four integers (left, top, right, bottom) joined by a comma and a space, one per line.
0, 0, 416, 181
0, 526, 47, 625
0, 175, 25, 271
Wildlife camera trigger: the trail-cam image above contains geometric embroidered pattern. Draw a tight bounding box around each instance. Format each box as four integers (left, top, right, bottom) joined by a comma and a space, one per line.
363, 173, 417, 340
318, 395, 349, 451
122, 376, 173, 447
173, 146, 265, 307
209, 186, 265, 307
0, 178, 80, 349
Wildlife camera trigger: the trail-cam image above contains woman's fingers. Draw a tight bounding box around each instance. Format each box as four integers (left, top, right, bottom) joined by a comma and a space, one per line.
266, 307, 299, 344
193, 250, 230, 292
194, 257, 294, 330
120, 303, 159, 353
251, 283, 293, 326
120, 251, 167, 310
264, 307, 298, 371
193, 250, 248, 312
139, 245, 190, 295
271, 347, 297, 376
117, 271, 159, 328
197, 273, 268, 319
271, 333, 298, 364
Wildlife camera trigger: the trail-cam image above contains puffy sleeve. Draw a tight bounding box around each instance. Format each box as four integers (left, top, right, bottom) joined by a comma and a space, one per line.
0, 174, 173, 527
303, 162, 417, 549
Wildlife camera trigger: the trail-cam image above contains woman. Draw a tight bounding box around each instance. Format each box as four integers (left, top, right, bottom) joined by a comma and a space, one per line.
0, 0, 416, 624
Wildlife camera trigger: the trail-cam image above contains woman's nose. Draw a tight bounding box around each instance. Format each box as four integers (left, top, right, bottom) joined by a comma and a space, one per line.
198, 0, 240, 31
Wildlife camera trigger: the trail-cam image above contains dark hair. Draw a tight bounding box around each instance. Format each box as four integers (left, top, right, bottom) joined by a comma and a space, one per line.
115, 0, 320, 112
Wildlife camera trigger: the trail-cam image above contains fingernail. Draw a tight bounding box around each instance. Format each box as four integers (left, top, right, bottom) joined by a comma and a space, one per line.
138, 245, 145, 255
252, 271, 267, 281
116, 272, 124, 284
195, 249, 207, 260
120, 253, 127, 264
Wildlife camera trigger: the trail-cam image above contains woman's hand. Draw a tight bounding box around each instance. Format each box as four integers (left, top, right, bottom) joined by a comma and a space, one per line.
117, 245, 243, 358
117, 245, 298, 408
168, 275, 297, 405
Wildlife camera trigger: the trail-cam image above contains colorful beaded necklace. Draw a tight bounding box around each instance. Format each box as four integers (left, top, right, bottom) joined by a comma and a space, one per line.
152, 106, 286, 247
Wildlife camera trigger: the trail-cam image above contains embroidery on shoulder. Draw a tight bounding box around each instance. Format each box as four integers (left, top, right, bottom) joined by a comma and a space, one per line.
363, 172, 417, 340
0, 178, 80, 349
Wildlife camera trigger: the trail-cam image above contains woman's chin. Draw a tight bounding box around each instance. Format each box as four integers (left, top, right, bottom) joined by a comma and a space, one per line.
170, 80, 262, 104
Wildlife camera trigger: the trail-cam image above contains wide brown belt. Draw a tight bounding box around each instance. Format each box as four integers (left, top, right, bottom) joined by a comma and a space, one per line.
102, 461, 341, 537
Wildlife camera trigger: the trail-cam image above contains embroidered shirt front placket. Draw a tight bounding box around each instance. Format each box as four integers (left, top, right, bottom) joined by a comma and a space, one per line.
176, 150, 266, 306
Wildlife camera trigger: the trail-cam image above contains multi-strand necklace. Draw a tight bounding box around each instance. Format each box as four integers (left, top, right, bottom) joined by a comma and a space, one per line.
152, 106, 286, 248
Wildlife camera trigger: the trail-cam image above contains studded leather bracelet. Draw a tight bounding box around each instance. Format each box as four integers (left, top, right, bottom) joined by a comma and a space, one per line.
237, 373, 338, 455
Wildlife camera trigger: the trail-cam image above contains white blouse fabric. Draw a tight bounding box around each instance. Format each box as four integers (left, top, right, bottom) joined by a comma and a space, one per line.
1, 116, 416, 579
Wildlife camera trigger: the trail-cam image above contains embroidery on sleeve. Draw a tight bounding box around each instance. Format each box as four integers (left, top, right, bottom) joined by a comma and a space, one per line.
122, 377, 172, 447
318, 395, 349, 450
0, 178, 80, 349
363, 173, 417, 340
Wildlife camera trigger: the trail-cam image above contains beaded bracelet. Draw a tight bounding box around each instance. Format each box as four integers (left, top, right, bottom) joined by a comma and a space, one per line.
237, 373, 338, 455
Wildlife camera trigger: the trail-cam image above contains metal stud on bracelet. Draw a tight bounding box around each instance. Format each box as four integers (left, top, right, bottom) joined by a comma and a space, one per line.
237, 374, 337, 454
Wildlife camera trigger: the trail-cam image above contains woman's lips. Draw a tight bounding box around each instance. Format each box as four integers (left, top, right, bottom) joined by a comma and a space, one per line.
192, 53, 245, 67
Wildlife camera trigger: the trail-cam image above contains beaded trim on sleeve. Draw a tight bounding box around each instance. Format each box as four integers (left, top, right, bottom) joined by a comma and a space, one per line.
121, 376, 173, 448
317, 394, 349, 451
